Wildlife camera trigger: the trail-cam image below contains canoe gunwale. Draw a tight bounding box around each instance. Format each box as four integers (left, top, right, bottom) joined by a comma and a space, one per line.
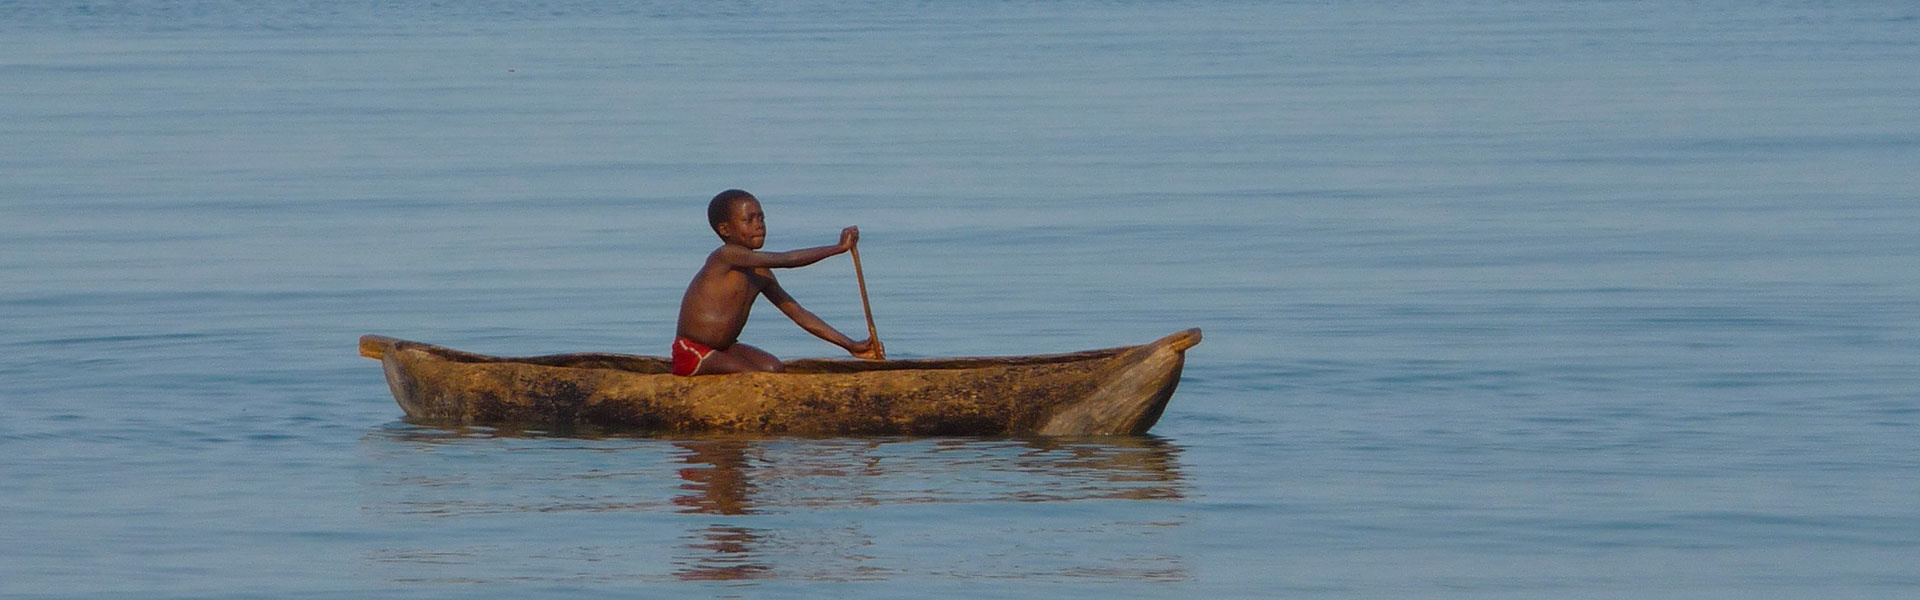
359, 334, 1164, 375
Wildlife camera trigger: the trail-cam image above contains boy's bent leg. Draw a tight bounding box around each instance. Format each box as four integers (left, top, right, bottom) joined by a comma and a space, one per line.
693, 344, 783, 375
727, 343, 784, 372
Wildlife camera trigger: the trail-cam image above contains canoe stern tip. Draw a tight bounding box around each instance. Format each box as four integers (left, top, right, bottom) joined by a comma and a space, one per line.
360, 334, 402, 360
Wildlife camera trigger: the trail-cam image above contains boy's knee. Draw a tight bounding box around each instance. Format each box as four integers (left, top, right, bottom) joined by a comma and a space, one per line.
745, 349, 783, 372
724, 344, 782, 373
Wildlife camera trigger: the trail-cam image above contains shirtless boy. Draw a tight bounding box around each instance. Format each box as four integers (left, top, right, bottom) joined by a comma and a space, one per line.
672, 189, 884, 376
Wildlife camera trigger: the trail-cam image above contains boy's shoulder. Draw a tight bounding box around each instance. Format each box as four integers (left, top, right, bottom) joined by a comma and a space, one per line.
703, 243, 766, 272
708, 243, 748, 261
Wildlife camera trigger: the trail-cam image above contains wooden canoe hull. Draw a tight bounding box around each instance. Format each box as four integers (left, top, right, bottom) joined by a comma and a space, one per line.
359, 329, 1200, 436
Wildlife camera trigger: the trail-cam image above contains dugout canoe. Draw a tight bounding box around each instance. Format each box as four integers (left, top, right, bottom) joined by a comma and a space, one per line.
358, 328, 1200, 435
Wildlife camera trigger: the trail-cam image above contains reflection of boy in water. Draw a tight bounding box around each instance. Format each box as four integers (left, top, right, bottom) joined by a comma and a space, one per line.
673, 441, 753, 515
672, 441, 769, 580
672, 189, 883, 376
672, 440, 768, 580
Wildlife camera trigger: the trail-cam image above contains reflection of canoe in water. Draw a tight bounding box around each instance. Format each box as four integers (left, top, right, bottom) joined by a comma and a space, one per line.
358, 329, 1199, 435
357, 431, 1191, 582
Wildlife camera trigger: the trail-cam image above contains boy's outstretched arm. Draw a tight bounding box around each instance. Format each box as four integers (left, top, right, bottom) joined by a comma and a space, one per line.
763, 274, 883, 359
720, 227, 859, 269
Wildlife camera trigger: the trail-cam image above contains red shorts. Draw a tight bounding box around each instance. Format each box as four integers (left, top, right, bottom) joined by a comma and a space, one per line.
671, 336, 716, 376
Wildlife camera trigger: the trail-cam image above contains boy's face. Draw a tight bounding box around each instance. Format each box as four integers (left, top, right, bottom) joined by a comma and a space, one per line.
716, 197, 766, 249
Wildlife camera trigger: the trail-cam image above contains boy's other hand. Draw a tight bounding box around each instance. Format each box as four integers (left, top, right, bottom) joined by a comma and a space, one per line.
839, 226, 859, 251
850, 338, 885, 360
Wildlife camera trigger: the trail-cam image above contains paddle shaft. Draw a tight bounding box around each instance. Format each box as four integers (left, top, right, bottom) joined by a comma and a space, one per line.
850, 245, 881, 357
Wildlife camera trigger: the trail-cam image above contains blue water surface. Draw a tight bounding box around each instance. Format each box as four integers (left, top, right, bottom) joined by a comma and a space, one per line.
3, 1, 1918, 598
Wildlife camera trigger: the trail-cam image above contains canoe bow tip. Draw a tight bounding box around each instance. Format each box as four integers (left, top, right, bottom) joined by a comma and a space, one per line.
1164, 328, 1202, 352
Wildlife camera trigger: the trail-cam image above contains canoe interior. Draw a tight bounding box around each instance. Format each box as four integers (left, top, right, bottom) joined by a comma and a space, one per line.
372, 338, 1134, 376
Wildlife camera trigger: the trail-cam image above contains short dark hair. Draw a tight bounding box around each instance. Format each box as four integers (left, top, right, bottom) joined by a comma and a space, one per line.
708, 189, 754, 233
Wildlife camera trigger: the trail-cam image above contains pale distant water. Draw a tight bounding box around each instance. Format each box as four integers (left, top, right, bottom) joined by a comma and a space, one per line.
4, 1, 1918, 597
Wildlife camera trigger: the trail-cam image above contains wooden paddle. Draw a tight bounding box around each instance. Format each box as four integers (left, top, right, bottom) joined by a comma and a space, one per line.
850, 243, 884, 359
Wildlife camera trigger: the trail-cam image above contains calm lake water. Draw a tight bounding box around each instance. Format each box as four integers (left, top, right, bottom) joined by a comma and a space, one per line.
4, 1, 1918, 597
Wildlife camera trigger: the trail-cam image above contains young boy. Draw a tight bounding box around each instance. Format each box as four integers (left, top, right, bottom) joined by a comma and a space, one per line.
672, 189, 884, 376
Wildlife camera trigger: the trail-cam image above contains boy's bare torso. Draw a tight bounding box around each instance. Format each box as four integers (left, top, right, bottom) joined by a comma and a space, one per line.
675, 253, 774, 350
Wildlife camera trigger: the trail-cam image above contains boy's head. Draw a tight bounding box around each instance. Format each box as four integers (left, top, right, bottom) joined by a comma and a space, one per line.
708, 189, 766, 249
